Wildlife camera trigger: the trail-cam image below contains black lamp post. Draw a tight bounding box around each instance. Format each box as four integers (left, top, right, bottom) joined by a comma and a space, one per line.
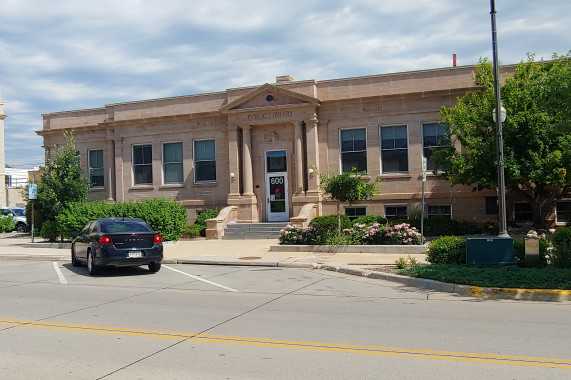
490, 0, 509, 237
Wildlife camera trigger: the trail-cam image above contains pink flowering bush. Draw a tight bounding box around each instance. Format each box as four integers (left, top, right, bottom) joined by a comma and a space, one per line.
279, 221, 422, 245
278, 224, 326, 245
355, 222, 422, 245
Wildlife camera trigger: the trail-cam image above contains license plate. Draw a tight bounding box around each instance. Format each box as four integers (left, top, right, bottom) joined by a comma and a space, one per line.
128, 251, 143, 258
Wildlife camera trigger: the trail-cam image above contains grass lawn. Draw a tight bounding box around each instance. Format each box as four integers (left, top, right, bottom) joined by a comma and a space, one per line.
398, 264, 571, 290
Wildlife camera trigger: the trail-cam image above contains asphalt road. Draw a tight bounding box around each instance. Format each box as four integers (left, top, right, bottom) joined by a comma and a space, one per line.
1, 259, 570, 379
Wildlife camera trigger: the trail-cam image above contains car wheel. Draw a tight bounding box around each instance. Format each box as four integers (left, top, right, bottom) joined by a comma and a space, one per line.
148, 262, 161, 273
71, 245, 81, 267
87, 250, 99, 275
15, 223, 27, 233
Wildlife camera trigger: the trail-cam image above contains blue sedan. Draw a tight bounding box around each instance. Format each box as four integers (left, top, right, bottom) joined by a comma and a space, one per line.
71, 217, 163, 275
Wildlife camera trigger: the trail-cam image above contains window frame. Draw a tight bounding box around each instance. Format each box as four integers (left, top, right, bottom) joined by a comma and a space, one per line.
555, 201, 571, 224
132, 144, 153, 186
162, 141, 184, 185
422, 122, 448, 172
385, 205, 408, 221
345, 207, 366, 221
194, 139, 216, 184
339, 128, 367, 173
427, 204, 452, 219
88, 149, 104, 189
380, 124, 409, 174
513, 202, 534, 223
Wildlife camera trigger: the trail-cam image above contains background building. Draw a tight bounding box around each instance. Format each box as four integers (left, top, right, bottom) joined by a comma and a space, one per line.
39, 64, 566, 227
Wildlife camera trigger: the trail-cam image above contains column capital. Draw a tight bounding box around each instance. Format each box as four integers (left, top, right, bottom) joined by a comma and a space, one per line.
227, 124, 240, 131
241, 125, 253, 131
304, 113, 318, 127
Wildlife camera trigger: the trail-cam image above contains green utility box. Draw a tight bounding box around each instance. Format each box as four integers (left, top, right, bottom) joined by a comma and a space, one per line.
466, 237, 515, 265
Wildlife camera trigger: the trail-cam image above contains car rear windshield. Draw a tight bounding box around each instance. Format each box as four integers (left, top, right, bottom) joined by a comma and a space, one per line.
101, 221, 153, 234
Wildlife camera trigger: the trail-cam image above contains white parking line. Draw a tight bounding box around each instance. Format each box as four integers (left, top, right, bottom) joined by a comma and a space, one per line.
163, 265, 238, 292
52, 262, 68, 285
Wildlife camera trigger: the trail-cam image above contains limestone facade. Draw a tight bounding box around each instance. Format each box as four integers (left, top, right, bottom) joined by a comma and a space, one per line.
38, 65, 567, 226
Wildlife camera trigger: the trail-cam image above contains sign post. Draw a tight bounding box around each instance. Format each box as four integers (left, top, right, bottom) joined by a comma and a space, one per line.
421, 157, 427, 244
28, 184, 37, 243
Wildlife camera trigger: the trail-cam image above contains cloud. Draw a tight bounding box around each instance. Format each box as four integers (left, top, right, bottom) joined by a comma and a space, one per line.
1, 0, 570, 168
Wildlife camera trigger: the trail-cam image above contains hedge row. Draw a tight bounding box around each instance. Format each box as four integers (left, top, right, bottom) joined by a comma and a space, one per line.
55, 198, 188, 241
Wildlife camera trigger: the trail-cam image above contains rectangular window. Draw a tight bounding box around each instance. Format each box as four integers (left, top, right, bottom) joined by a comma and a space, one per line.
380, 125, 408, 173
89, 149, 104, 188
340, 128, 367, 173
194, 139, 216, 183
556, 202, 571, 223
163, 142, 183, 184
422, 122, 448, 171
133, 145, 153, 185
385, 205, 408, 221
345, 207, 366, 221
485, 196, 499, 215
514, 202, 533, 222
427, 205, 452, 219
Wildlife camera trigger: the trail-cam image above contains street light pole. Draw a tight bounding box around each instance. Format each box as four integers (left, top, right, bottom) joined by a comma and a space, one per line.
490, 0, 509, 237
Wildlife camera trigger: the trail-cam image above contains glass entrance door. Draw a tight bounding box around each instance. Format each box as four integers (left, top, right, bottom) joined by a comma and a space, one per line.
265, 150, 289, 222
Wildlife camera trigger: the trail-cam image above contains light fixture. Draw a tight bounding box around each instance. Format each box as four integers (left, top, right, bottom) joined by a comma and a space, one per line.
309, 168, 314, 178
273, 132, 279, 141
230, 172, 235, 182
492, 104, 507, 123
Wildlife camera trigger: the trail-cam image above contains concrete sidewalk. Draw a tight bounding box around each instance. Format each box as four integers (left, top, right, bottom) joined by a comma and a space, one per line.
1, 235, 569, 302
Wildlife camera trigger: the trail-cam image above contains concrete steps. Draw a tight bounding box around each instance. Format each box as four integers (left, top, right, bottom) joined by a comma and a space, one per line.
222, 222, 288, 240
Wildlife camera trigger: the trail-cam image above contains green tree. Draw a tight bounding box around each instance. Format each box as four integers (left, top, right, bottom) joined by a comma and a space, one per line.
434, 53, 571, 227
31, 131, 89, 237
317, 168, 381, 235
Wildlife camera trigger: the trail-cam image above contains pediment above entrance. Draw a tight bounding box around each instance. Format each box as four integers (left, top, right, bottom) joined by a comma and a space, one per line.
221, 83, 320, 114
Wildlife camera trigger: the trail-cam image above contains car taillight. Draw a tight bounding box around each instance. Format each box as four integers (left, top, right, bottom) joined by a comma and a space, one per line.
99, 235, 113, 245
154, 234, 162, 243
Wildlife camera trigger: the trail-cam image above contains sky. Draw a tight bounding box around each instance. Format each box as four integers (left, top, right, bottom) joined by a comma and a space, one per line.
1, 0, 569, 168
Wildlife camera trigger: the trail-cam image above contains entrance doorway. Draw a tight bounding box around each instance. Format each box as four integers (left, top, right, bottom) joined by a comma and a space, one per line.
265, 150, 289, 222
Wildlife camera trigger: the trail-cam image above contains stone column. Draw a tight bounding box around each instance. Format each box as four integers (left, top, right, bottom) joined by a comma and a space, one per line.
114, 138, 124, 202
305, 114, 320, 195
294, 121, 304, 194
242, 125, 254, 195
107, 139, 115, 201
227, 125, 240, 196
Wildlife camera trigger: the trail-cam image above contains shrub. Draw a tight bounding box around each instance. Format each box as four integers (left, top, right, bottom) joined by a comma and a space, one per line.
551, 226, 571, 246
310, 214, 351, 232
181, 225, 203, 239
423, 217, 459, 236
353, 215, 388, 226
194, 208, 220, 226
278, 224, 328, 245
426, 236, 466, 264
40, 220, 60, 242
56, 198, 188, 241
483, 222, 499, 235
549, 227, 571, 268
0, 216, 16, 233
457, 220, 482, 235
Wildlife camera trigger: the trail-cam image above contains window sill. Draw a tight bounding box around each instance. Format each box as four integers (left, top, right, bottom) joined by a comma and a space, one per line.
194, 181, 217, 186
378, 173, 412, 179
129, 185, 154, 191
159, 184, 185, 189
89, 187, 106, 192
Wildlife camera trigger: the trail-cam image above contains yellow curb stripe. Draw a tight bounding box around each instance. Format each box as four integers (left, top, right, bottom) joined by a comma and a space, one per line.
2, 318, 570, 369
469, 286, 571, 300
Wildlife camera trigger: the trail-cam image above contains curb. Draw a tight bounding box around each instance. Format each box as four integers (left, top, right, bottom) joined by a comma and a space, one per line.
316, 264, 570, 302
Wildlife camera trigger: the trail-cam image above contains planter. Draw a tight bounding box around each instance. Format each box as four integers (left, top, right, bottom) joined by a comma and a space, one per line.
270, 244, 428, 254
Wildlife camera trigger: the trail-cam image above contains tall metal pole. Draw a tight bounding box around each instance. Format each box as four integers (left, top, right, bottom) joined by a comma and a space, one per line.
490, 0, 509, 237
